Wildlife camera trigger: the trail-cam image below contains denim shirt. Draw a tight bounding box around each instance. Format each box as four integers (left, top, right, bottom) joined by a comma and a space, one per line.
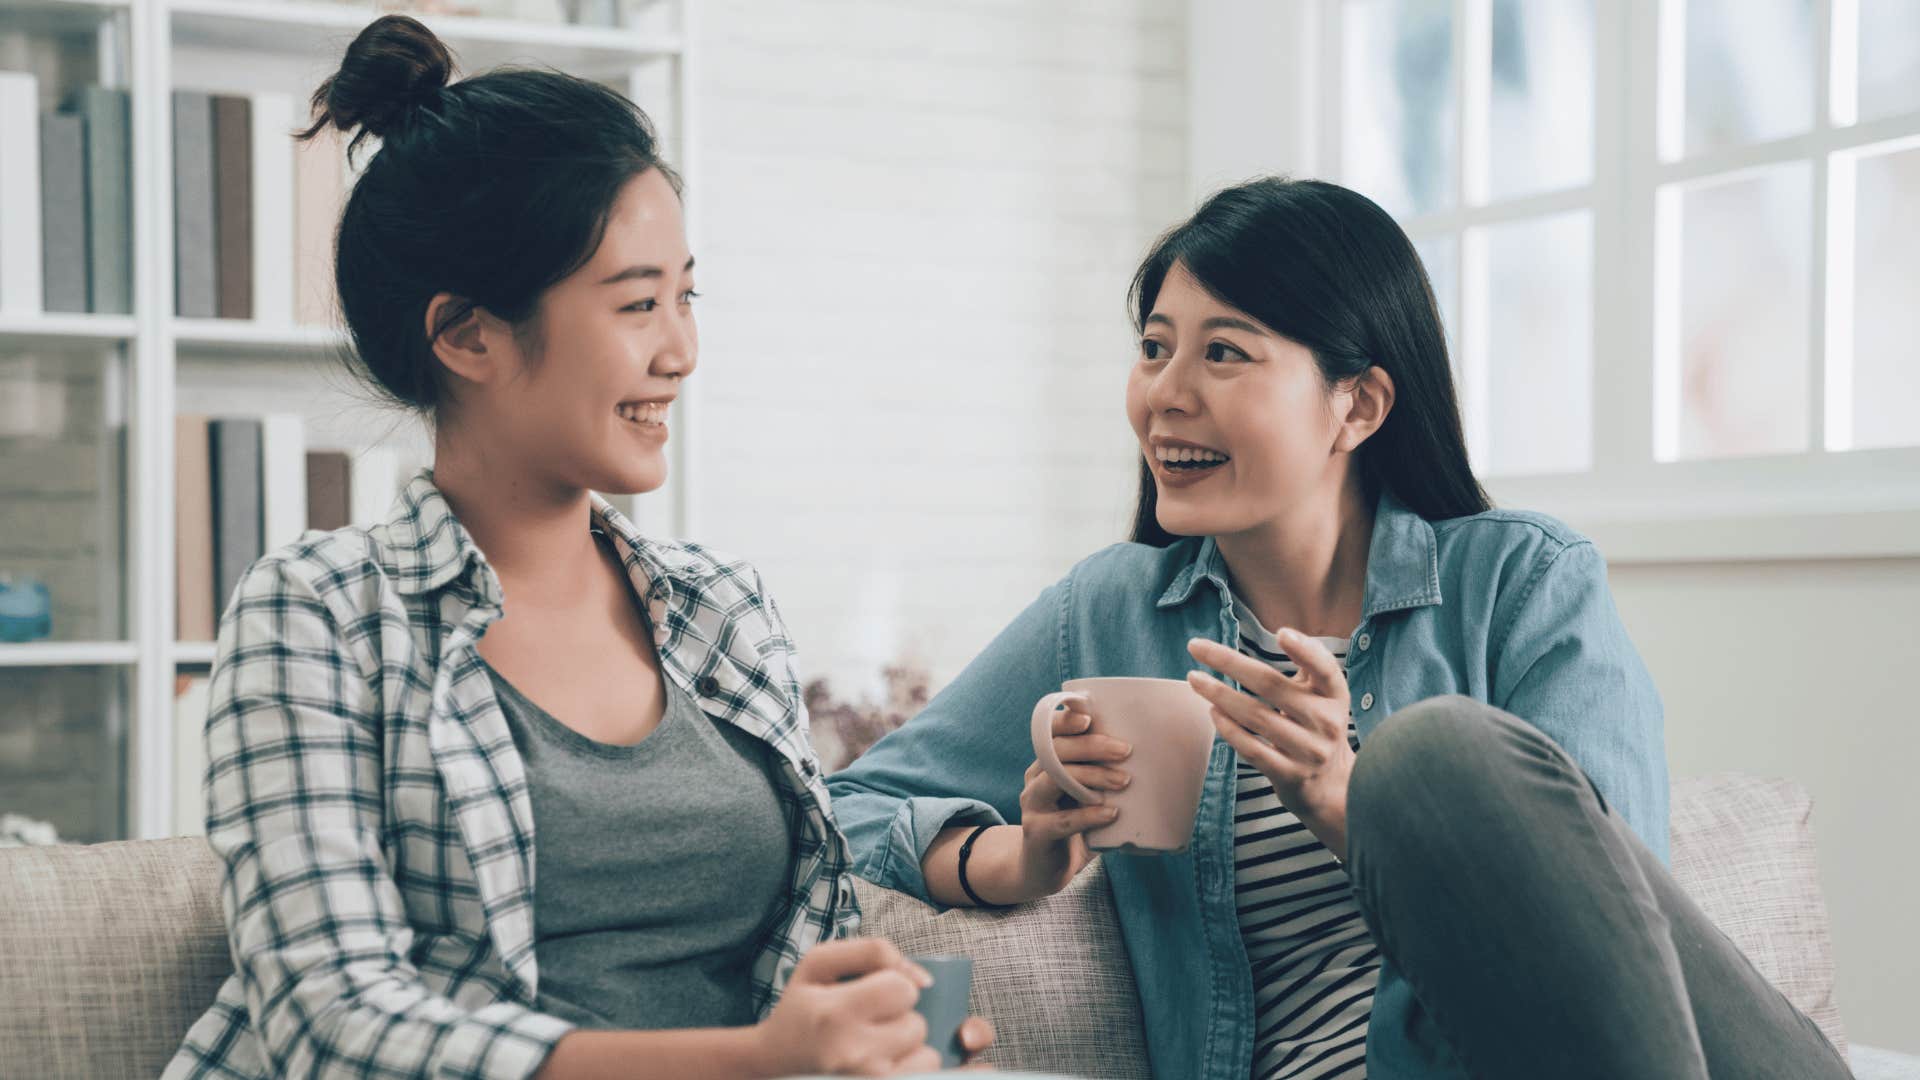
828, 489, 1668, 1080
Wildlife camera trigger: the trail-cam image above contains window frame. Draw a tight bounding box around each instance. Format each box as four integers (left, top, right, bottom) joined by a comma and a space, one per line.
1309, 0, 1920, 561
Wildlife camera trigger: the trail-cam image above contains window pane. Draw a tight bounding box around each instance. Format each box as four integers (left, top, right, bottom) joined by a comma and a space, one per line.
1683, 0, 1815, 155
1415, 233, 1459, 355
0, 666, 127, 843
1858, 0, 1920, 122
1847, 143, 1920, 450
1479, 211, 1593, 476
1343, 0, 1455, 218
1488, 0, 1594, 199
1667, 164, 1813, 460
0, 350, 128, 642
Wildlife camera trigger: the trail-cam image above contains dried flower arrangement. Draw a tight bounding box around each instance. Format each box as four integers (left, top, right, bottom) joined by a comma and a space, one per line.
804, 663, 934, 773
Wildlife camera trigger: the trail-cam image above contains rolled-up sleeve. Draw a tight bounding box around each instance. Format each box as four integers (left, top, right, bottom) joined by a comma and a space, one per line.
1490, 540, 1671, 861
828, 579, 1070, 906
202, 558, 573, 1080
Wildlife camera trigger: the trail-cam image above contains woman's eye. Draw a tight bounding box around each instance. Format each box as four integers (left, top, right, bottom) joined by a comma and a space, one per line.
1204, 341, 1248, 363
624, 298, 657, 313
680, 289, 701, 305
1141, 339, 1168, 361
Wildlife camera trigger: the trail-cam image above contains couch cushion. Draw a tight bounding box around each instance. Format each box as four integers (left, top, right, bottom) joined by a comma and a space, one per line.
0, 837, 229, 1079
852, 858, 1149, 1079
1668, 773, 1846, 1058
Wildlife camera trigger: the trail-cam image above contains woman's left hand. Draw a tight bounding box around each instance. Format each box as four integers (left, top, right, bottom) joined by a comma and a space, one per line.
957, 1015, 995, 1069
1186, 634, 1355, 861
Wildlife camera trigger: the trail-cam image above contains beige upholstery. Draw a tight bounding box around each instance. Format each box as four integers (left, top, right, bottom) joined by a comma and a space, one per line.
1668, 773, 1846, 1056
0, 775, 1857, 1078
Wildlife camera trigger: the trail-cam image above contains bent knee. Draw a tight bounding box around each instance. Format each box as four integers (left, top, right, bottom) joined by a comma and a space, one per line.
1351, 695, 1533, 809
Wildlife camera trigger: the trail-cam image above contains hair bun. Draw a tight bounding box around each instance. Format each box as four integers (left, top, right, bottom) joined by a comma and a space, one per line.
306, 15, 455, 143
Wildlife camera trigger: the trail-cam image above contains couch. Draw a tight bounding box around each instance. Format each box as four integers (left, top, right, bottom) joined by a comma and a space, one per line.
2, 773, 1916, 1079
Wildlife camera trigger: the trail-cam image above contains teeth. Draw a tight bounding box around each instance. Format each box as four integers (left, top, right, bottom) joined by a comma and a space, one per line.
1155, 445, 1228, 463
618, 402, 667, 425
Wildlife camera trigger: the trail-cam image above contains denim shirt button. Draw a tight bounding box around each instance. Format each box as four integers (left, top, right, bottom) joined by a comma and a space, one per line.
1360, 692, 1375, 711
1357, 632, 1372, 651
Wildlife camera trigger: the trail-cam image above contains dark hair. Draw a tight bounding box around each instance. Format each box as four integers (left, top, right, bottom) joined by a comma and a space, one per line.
1127, 177, 1490, 546
300, 15, 680, 411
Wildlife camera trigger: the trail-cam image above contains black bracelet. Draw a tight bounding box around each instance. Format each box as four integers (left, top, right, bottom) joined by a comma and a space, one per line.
956, 824, 1013, 909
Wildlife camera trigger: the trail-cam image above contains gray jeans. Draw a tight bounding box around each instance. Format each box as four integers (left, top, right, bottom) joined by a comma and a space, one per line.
1347, 696, 1852, 1080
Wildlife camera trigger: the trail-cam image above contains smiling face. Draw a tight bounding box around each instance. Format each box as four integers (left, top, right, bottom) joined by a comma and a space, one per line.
437, 167, 696, 497
1126, 261, 1369, 540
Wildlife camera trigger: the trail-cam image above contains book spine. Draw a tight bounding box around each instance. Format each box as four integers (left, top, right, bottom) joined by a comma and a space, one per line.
39, 111, 88, 314
304, 450, 352, 533
172, 91, 217, 319
0, 73, 43, 313
250, 93, 296, 326
208, 417, 263, 619
260, 413, 308, 552
174, 414, 217, 642
212, 95, 253, 320
78, 86, 131, 315
292, 126, 345, 327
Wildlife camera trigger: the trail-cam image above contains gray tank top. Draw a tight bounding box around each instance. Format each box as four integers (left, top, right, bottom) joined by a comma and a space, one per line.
485, 661, 794, 1031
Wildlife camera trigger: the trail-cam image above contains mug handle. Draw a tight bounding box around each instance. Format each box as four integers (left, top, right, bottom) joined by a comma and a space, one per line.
1030, 690, 1101, 805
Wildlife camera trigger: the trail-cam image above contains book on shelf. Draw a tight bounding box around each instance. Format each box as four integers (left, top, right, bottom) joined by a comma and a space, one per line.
293, 125, 346, 328
212, 95, 253, 321
175, 414, 218, 642
39, 111, 87, 315
173, 90, 218, 319
0, 72, 43, 314
208, 416, 263, 618
77, 86, 132, 316
251, 93, 297, 327
175, 412, 410, 635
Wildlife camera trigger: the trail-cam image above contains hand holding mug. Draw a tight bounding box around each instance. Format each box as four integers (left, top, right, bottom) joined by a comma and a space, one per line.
1013, 695, 1133, 901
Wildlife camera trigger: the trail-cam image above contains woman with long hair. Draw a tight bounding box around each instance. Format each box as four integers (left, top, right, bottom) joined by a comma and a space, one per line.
830, 177, 1850, 1080
165, 17, 987, 1079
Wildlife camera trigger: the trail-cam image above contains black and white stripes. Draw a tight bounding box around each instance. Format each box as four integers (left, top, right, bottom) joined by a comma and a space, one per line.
1231, 599, 1379, 1079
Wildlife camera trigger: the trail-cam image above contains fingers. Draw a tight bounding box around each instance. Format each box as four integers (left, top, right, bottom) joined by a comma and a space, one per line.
1049, 706, 1094, 737
796, 937, 922, 986
958, 1015, 995, 1054
1054, 731, 1133, 764
1187, 665, 1342, 743
1187, 638, 1304, 705
1274, 627, 1346, 692
1212, 711, 1301, 784
1021, 765, 1125, 812
1024, 802, 1118, 840
839, 967, 923, 1019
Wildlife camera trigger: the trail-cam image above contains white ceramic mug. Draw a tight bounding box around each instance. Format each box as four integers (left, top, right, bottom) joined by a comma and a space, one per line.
1028, 676, 1215, 854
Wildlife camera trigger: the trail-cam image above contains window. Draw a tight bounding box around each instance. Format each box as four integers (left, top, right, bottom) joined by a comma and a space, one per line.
1320, 0, 1920, 530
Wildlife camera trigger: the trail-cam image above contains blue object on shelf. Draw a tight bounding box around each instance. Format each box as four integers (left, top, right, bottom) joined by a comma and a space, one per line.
0, 574, 53, 643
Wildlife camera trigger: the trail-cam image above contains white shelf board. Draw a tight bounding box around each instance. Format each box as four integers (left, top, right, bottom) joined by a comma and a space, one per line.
173, 319, 350, 354
0, 0, 129, 37
166, 0, 682, 78
0, 311, 139, 347
0, 641, 140, 667
172, 641, 217, 665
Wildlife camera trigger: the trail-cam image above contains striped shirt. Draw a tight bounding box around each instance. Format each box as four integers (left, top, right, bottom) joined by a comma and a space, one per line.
1231, 596, 1379, 1079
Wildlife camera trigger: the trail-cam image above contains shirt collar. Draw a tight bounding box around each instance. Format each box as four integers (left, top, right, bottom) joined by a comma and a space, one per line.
1155, 486, 1443, 618
379, 469, 684, 619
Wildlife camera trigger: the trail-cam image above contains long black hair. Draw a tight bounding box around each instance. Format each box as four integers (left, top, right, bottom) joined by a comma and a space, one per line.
1128, 177, 1489, 546
300, 15, 679, 412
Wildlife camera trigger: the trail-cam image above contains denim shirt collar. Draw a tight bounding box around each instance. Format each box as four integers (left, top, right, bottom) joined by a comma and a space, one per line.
1154, 487, 1444, 618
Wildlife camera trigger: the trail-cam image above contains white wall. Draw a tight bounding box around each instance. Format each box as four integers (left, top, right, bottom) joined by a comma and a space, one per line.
687, 0, 1187, 697
1611, 558, 1920, 1052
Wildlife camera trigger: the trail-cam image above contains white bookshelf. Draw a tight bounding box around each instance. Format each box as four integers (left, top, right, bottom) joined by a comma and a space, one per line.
0, 0, 694, 841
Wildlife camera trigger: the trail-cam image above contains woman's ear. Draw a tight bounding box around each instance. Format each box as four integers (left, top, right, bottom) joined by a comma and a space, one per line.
1333, 365, 1396, 454
425, 293, 497, 387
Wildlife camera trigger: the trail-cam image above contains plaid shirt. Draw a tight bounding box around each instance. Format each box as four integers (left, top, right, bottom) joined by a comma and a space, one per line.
165, 472, 859, 1080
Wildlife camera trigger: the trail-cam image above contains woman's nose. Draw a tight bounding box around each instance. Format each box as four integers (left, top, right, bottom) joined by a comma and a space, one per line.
1146, 353, 1199, 415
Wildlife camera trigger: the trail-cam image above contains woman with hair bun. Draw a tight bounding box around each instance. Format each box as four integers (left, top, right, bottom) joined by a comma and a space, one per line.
164, 17, 988, 1080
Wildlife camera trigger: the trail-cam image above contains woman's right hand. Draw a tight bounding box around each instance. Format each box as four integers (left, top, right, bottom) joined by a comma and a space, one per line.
751, 938, 940, 1077
1014, 698, 1134, 900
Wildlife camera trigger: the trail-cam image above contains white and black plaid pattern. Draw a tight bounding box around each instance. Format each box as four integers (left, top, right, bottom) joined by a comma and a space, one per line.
164, 471, 858, 1080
